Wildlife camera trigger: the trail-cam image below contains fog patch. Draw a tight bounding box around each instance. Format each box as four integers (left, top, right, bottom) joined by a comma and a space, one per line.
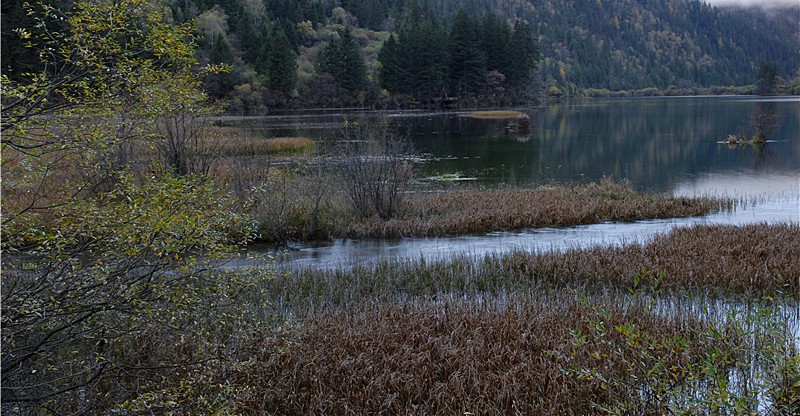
704, 0, 799, 9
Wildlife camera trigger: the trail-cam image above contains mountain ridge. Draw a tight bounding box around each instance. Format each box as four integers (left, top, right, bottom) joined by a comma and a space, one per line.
3, 0, 797, 111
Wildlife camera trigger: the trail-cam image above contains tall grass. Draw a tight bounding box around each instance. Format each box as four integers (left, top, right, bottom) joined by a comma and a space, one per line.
241, 177, 733, 242
222, 223, 799, 415
207, 130, 315, 157
261, 223, 796, 317
231, 294, 798, 415
346, 179, 732, 238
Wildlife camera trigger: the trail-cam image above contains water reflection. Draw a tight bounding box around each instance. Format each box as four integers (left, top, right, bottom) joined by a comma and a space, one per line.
750, 102, 779, 142
231, 97, 798, 193
228, 96, 799, 269
389, 96, 799, 191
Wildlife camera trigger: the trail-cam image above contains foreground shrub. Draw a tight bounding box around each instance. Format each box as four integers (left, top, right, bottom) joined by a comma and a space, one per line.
1, 175, 259, 413
0, 1, 264, 412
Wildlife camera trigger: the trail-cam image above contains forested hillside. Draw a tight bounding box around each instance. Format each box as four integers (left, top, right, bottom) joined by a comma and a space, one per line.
3, 0, 798, 111
348, 0, 799, 93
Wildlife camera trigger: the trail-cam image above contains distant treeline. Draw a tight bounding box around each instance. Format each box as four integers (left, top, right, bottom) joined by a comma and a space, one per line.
4, 0, 797, 112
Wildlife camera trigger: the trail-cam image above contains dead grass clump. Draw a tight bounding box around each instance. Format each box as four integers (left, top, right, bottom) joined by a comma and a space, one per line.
231, 298, 723, 415
210, 136, 315, 156
460, 110, 527, 119
497, 223, 800, 297
345, 179, 731, 238
642, 222, 800, 294
263, 137, 316, 154
200, 125, 315, 157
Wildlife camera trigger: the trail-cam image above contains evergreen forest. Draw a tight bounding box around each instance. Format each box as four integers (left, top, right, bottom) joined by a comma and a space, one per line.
3, 0, 799, 110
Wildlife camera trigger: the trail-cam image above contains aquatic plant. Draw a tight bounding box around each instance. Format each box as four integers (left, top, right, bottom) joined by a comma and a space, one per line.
263, 223, 798, 317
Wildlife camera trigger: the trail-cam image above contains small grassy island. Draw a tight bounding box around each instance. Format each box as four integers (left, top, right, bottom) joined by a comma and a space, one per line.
459, 110, 528, 119
334, 180, 731, 239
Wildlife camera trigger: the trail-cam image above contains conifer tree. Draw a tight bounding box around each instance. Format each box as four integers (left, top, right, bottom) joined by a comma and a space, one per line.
317, 28, 367, 93
481, 12, 512, 74
447, 9, 486, 97
255, 24, 272, 76
236, 9, 260, 62
209, 33, 235, 65
338, 28, 368, 92
206, 33, 237, 98
317, 36, 340, 77
267, 27, 298, 96
507, 20, 539, 93
411, 20, 447, 101
755, 60, 779, 96
378, 34, 406, 93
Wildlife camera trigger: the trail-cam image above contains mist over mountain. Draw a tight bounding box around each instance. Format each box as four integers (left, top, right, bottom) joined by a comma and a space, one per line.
704, 0, 799, 8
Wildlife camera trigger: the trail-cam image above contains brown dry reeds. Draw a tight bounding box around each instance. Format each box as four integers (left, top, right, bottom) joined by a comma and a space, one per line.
220, 224, 800, 415
263, 224, 798, 319
227, 223, 799, 415
216, 175, 731, 244
262, 137, 316, 154
505, 222, 800, 296
345, 179, 732, 239
209, 135, 315, 156
231, 296, 745, 415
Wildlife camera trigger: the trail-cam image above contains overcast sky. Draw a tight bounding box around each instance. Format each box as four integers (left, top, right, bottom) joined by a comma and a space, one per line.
704, 0, 799, 8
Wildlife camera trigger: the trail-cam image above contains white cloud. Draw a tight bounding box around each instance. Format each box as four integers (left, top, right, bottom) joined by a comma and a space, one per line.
704, 0, 799, 8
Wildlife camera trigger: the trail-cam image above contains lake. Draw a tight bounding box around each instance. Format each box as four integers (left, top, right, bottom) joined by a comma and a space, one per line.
230, 96, 799, 269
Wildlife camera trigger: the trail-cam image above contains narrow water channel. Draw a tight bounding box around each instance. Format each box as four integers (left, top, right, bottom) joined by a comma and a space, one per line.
228, 96, 799, 270
234, 171, 798, 270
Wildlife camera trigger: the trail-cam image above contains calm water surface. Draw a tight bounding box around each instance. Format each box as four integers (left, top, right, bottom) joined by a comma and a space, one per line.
233, 96, 799, 269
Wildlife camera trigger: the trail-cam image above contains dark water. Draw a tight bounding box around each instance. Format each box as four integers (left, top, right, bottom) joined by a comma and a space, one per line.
249, 95, 799, 192
408, 96, 798, 191
231, 96, 799, 269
